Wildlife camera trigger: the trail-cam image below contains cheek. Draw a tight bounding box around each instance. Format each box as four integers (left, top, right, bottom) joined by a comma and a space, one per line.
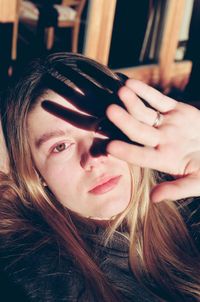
42, 166, 80, 203
33, 153, 80, 190
43, 160, 79, 186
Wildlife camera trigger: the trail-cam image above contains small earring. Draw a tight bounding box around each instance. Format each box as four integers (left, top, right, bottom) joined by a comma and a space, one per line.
40, 177, 47, 187
42, 181, 47, 187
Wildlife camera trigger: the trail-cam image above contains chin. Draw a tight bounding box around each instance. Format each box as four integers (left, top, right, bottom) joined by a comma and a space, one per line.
92, 198, 130, 220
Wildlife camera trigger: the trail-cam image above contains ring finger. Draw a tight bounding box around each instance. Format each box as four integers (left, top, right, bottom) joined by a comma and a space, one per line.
106, 104, 160, 147
118, 86, 163, 126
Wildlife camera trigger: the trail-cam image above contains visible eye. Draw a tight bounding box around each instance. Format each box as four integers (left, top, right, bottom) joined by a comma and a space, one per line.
52, 142, 73, 153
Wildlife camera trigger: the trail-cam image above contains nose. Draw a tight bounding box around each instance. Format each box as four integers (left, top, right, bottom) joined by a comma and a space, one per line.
80, 139, 108, 172
80, 153, 106, 171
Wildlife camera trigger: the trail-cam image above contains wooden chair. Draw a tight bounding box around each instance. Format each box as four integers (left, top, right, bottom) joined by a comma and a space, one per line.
19, 0, 86, 52
0, 0, 20, 61
11, 0, 21, 61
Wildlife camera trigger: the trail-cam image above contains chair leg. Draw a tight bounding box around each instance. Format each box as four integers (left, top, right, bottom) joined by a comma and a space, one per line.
45, 27, 55, 50
72, 21, 80, 53
11, 19, 19, 61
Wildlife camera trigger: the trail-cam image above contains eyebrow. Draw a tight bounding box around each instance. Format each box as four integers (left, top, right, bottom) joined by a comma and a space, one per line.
35, 129, 69, 149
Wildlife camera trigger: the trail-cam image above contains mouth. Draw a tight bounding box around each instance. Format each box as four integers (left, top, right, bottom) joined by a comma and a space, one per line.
88, 175, 122, 195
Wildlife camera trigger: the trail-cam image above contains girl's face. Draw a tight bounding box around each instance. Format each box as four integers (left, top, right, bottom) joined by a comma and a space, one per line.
27, 90, 131, 219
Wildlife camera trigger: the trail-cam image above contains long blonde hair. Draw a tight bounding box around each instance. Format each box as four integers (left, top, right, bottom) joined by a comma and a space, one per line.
1, 52, 200, 301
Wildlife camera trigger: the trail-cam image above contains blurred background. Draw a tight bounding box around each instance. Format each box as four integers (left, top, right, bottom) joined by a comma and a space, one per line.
0, 0, 200, 107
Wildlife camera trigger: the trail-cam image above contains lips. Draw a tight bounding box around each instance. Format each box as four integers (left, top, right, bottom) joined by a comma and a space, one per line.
88, 175, 121, 195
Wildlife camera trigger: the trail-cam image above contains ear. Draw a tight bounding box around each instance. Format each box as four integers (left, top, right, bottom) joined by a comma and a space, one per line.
37, 172, 47, 187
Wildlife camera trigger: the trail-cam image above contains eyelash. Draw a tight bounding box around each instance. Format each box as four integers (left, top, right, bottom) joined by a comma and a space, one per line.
51, 142, 74, 154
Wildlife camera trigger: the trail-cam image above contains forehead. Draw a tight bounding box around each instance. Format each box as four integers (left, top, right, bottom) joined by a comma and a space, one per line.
27, 90, 92, 135
29, 89, 92, 121
36, 89, 90, 115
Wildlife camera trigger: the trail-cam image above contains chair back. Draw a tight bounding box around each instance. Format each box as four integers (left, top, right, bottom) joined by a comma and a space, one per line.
61, 0, 86, 20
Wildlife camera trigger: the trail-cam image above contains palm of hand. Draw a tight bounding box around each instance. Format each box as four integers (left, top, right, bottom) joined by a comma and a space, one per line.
106, 80, 200, 202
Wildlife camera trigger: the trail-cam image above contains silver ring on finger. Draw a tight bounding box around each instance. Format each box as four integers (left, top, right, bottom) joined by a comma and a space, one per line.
152, 111, 163, 128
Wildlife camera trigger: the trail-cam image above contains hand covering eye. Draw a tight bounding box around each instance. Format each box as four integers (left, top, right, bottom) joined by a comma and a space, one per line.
41, 60, 140, 146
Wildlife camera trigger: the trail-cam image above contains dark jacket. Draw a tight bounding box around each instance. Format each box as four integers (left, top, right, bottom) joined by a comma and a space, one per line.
0, 199, 199, 302
0, 205, 159, 302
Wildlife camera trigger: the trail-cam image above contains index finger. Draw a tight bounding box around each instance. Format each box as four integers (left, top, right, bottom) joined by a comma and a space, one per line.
126, 79, 177, 113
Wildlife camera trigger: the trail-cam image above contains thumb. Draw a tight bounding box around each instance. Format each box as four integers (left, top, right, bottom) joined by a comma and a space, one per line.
151, 175, 200, 203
